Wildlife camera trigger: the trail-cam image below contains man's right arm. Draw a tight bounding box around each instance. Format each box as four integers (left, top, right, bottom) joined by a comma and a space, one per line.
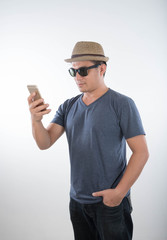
28, 92, 64, 150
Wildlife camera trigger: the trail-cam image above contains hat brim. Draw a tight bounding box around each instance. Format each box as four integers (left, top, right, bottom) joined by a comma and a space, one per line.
64, 55, 109, 63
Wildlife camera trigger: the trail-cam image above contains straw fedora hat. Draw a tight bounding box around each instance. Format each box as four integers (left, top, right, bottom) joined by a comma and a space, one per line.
64, 41, 109, 63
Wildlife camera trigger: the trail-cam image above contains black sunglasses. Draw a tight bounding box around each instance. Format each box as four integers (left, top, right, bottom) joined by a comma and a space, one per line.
68, 64, 101, 77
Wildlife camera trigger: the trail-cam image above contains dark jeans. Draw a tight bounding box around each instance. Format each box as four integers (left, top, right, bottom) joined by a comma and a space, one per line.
69, 196, 133, 240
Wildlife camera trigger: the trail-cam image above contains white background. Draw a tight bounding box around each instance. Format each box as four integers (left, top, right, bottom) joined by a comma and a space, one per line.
0, 0, 166, 239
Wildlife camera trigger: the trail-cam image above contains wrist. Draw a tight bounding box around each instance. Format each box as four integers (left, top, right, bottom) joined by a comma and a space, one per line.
114, 186, 126, 200
31, 116, 42, 123
31, 119, 42, 127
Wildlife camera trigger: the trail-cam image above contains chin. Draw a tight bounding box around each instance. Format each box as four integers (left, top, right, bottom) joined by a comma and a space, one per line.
78, 87, 87, 93
79, 89, 89, 93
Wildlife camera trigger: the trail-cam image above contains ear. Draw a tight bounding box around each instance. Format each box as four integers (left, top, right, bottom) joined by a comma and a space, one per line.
100, 64, 106, 77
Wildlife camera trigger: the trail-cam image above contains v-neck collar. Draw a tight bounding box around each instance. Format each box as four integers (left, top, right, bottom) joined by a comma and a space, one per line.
80, 88, 110, 108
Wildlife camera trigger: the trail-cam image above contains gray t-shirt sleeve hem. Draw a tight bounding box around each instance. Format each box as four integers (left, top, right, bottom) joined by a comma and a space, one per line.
50, 119, 64, 127
125, 132, 146, 140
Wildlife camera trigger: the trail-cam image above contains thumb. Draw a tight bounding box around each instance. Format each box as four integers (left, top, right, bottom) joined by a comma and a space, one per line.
92, 190, 105, 197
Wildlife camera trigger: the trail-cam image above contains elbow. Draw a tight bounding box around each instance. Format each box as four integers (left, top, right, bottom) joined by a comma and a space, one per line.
141, 149, 149, 165
144, 144, 150, 162
37, 140, 55, 150
145, 149, 149, 162
34, 137, 52, 150
37, 143, 51, 150
39, 146, 49, 150
132, 149, 149, 165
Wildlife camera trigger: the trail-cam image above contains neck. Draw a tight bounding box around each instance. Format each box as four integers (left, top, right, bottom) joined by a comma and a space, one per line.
82, 85, 109, 106
83, 85, 108, 99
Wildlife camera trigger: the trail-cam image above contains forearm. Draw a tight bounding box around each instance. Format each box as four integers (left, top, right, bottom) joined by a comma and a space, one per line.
93, 135, 149, 207
32, 120, 51, 150
116, 152, 149, 198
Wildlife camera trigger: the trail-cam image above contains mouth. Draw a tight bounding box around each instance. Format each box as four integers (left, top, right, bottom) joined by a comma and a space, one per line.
77, 82, 85, 87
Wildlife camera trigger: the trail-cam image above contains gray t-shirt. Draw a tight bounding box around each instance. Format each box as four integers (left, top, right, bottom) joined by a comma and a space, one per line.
51, 88, 145, 204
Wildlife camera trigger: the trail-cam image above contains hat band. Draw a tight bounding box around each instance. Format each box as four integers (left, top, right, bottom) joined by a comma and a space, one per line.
71, 53, 105, 58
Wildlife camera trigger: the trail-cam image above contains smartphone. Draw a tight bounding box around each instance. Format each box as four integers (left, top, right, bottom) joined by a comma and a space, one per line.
27, 85, 42, 100
27, 85, 45, 109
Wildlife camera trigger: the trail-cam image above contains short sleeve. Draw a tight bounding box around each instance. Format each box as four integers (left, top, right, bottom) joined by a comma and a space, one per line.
51, 94, 82, 128
119, 98, 146, 139
51, 100, 68, 127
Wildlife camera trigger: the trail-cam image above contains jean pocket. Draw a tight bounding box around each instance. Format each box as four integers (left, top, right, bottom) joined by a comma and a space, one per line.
102, 201, 122, 210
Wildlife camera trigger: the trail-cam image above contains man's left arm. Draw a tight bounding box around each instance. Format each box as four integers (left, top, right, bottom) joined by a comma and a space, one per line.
92, 135, 149, 207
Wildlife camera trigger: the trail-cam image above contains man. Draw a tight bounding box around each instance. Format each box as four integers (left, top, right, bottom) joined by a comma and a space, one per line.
28, 41, 149, 240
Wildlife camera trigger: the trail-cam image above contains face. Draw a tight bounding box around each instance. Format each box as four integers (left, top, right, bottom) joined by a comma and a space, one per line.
71, 61, 106, 93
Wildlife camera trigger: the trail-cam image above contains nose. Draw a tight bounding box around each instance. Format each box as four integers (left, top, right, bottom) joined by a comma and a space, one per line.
75, 72, 81, 81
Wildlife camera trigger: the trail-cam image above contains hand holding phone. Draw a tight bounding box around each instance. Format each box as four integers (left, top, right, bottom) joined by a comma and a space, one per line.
27, 84, 43, 101
27, 85, 51, 121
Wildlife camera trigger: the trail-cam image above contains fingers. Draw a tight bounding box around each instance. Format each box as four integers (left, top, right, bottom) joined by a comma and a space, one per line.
34, 108, 51, 116
29, 99, 45, 111
30, 102, 51, 114
28, 92, 46, 111
27, 92, 36, 105
27, 92, 51, 121
92, 190, 104, 197
92, 189, 123, 207
30, 104, 51, 122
